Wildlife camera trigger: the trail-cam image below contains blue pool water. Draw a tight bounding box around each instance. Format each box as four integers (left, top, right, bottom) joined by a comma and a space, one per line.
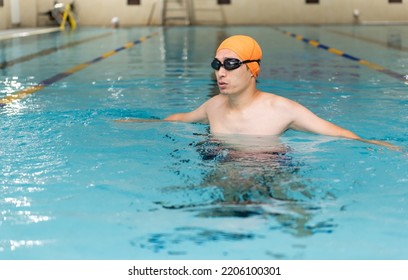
0, 26, 407, 260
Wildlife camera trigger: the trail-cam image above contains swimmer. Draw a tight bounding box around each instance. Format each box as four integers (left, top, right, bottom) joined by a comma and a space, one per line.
119, 35, 399, 150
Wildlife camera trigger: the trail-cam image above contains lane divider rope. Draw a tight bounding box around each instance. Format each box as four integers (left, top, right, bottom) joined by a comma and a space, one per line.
0, 32, 158, 107
275, 28, 408, 84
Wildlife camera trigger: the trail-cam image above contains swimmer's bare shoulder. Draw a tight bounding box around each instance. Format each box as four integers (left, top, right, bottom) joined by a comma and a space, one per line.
257, 92, 296, 121
264, 92, 300, 110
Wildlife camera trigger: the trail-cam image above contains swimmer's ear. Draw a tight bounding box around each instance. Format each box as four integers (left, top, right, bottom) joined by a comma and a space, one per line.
245, 65, 253, 77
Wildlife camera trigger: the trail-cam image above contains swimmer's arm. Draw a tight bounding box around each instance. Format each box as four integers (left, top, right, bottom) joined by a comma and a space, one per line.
354, 139, 402, 151
115, 103, 209, 124
164, 102, 209, 123
287, 100, 401, 151
114, 118, 164, 123
281, 98, 357, 138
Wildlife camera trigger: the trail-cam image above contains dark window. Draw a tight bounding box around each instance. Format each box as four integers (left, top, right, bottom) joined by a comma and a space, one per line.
128, 0, 140, 5
306, 0, 319, 4
218, 0, 231, 4
389, 0, 402, 3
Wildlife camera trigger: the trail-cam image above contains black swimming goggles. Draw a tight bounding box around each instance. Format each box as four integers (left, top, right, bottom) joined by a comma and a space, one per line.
211, 58, 261, 71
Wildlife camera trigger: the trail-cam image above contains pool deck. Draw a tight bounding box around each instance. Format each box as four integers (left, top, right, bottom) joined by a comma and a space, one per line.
0, 27, 60, 41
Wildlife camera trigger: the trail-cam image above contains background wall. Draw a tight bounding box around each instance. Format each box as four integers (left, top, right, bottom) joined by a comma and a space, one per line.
1, 0, 408, 29
0, 0, 9, 29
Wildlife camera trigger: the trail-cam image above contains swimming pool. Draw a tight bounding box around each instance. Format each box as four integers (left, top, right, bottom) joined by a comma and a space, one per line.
0, 25, 407, 260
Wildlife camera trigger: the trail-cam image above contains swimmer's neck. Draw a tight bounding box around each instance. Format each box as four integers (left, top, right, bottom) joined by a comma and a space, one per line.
224, 88, 261, 111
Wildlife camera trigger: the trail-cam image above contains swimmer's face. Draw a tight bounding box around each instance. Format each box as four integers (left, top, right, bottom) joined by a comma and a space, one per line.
214, 49, 253, 95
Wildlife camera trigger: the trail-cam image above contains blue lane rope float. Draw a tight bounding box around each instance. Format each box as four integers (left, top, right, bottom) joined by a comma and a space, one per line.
0, 32, 112, 70
275, 28, 408, 84
0, 32, 158, 107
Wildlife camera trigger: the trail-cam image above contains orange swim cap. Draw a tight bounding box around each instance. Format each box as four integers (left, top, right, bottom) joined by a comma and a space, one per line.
216, 35, 262, 77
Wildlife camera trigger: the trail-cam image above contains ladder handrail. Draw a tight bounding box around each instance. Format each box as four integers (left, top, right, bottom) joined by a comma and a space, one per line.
163, 0, 191, 26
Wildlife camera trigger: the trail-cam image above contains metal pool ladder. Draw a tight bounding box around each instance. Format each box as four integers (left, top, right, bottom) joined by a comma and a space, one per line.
162, 0, 191, 25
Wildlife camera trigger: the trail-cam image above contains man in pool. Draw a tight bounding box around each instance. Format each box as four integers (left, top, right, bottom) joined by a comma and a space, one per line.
166, 35, 399, 149
122, 35, 397, 150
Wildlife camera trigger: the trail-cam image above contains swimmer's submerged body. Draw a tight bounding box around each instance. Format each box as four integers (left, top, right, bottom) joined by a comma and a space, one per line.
160, 133, 327, 237
195, 134, 300, 204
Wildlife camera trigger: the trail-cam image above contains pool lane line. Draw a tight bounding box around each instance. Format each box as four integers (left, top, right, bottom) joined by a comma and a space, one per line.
0, 32, 113, 70
275, 28, 407, 83
0, 32, 158, 107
